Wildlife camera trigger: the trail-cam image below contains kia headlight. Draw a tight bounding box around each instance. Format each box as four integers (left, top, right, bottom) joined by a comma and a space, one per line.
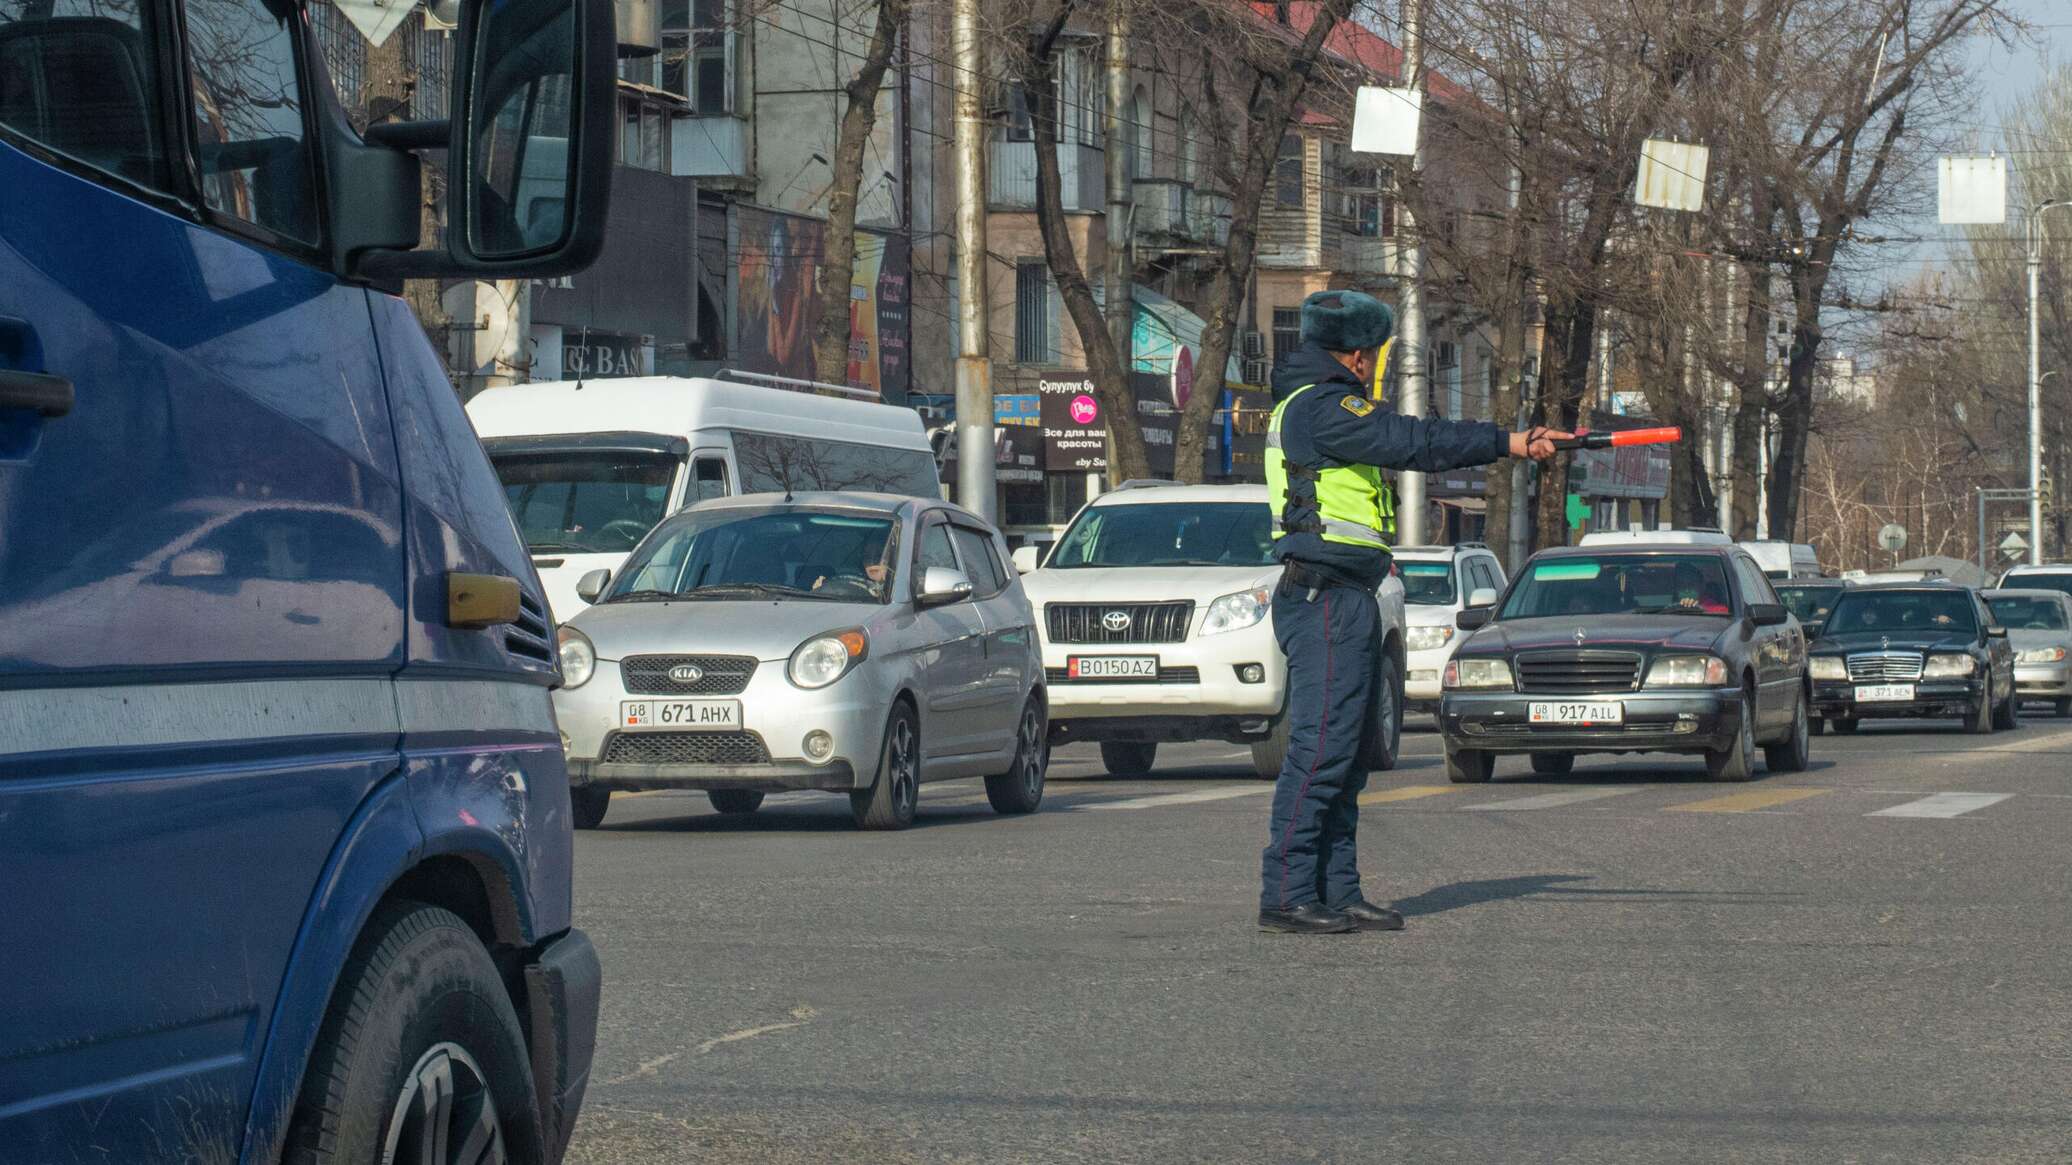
2018, 646, 2069, 664
1808, 656, 1847, 681
789, 628, 869, 689
1645, 654, 1729, 688
1407, 625, 1455, 652
1201, 586, 1272, 636
1924, 653, 1976, 679
1444, 658, 1514, 690
555, 626, 596, 689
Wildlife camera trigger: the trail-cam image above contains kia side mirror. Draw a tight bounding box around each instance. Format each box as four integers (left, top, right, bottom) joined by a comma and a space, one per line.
917, 567, 974, 607
1012, 545, 1041, 575
1466, 586, 1498, 608
575, 568, 611, 605
1748, 603, 1789, 627
1456, 607, 1493, 631
348, 0, 615, 281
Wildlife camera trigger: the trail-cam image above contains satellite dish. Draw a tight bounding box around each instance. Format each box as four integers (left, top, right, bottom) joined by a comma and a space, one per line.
1877, 524, 1908, 552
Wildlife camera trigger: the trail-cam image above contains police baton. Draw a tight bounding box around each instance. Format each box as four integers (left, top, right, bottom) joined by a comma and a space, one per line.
1550, 426, 1683, 452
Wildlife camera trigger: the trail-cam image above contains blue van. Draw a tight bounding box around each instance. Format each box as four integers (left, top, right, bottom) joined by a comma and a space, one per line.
0, 0, 614, 1157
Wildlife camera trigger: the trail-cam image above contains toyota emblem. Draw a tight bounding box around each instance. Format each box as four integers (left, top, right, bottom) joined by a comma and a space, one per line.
668, 664, 705, 683
1102, 610, 1133, 633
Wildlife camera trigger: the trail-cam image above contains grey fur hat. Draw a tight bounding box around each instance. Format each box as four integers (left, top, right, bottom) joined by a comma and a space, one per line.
1299, 289, 1395, 352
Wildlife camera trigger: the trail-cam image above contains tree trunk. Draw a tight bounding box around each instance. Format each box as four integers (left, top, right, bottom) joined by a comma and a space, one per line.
1027, 11, 1149, 482
1170, 0, 1358, 484
810, 0, 907, 388
1768, 254, 1832, 540
1532, 301, 1597, 548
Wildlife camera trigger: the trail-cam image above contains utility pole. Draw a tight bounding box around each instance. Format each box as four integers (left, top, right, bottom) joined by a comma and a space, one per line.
1395, 0, 1428, 545
2026, 201, 2068, 565
1104, 0, 1134, 481
952, 0, 995, 520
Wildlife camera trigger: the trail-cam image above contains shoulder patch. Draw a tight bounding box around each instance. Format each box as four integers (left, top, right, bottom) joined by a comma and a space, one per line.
1339, 395, 1376, 417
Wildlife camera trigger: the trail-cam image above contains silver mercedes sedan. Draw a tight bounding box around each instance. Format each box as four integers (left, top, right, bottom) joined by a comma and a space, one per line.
552, 492, 1047, 830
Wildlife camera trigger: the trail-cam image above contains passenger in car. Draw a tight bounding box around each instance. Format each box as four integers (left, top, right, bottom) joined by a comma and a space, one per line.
1674, 563, 1730, 614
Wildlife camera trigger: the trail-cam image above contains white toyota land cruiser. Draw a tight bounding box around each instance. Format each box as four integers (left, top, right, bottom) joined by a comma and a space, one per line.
1014, 483, 1407, 778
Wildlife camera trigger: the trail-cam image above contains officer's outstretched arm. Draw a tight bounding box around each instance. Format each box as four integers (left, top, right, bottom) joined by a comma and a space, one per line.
1312, 392, 1506, 473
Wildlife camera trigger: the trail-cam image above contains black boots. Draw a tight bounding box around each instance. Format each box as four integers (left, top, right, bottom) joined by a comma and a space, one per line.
1258, 903, 1356, 934
1338, 900, 1406, 932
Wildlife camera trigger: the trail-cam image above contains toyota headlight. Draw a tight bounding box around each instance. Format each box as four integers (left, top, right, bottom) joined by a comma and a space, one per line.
1407, 625, 1455, 652
789, 628, 869, 689
1809, 656, 1847, 681
1201, 586, 1272, 636
1645, 654, 1729, 688
1444, 658, 1514, 690
1924, 652, 1976, 679
2018, 646, 2069, 664
556, 626, 596, 689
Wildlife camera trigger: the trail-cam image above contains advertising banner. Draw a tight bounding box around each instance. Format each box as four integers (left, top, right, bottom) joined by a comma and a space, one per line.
733, 205, 910, 400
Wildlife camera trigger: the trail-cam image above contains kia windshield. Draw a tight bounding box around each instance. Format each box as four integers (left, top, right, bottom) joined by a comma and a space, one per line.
1498, 554, 1734, 619
1826, 590, 1977, 635
493, 450, 679, 554
1399, 561, 1457, 605
1050, 503, 1275, 568
607, 506, 900, 604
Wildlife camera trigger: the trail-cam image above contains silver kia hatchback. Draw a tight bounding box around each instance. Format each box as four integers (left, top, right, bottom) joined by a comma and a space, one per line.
553, 492, 1048, 830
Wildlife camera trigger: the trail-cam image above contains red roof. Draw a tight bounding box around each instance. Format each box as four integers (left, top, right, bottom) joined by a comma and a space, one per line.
1247, 2, 1470, 104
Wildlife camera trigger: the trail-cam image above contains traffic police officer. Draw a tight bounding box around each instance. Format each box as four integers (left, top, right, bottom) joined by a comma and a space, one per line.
1259, 289, 1565, 934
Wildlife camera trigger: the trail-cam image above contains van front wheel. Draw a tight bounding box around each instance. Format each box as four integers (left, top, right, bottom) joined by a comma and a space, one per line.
284, 902, 544, 1165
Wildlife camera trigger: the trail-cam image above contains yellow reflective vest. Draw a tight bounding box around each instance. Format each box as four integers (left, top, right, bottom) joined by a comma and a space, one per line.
1264, 384, 1395, 549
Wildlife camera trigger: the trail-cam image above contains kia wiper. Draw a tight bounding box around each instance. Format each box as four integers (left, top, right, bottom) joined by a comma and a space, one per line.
681, 582, 823, 600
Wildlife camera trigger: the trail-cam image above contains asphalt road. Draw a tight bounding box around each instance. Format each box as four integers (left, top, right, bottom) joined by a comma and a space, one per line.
564, 712, 2072, 1163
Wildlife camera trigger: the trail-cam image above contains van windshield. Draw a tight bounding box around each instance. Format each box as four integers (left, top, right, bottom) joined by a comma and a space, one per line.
492, 450, 678, 554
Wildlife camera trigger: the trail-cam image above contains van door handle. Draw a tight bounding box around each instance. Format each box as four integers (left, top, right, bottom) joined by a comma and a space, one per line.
0, 370, 73, 418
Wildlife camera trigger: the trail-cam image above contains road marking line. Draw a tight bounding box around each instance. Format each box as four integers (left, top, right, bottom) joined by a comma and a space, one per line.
696, 1006, 819, 1056
1359, 785, 1462, 805
1869, 792, 2014, 819
1462, 786, 1644, 812
1079, 786, 1275, 811
1667, 787, 1832, 814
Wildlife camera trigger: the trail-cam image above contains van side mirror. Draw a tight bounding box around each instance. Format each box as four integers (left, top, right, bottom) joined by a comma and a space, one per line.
1456, 607, 1493, 631
917, 567, 974, 607
349, 0, 615, 281
1748, 603, 1789, 627
1011, 545, 1041, 575
1466, 586, 1498, 609
576, 568, 611, 605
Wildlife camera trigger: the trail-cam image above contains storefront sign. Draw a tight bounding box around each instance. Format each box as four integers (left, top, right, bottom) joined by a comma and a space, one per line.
564, 332, 646, 378
994, 394, 1041, 426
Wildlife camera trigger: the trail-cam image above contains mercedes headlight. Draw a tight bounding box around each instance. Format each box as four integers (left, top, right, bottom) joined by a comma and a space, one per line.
556, 626, 596, 689
2018, 646, 2068, 664
789, 628, 869, 689
1924, 653, 1976, 679
1407, 625, 1455, 652
1808, 656, 1847, 681
1201, 586, 1272, 636
1444, 658, 1514, 690
1644, 654, 1729, 688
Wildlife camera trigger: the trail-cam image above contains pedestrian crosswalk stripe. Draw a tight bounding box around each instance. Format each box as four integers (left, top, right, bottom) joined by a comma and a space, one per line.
1868, 792, 2013, 819
1668, 787, 1832, 814
1079, 786, 1276, 811
1462, 786, 1644, 812
1359, 785, 1462, 805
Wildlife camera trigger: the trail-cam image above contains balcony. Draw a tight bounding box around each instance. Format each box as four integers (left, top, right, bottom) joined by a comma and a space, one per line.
672, 116, 750, 182
1190, 189, 1231, 247
1132, 179, 1188, 236
989, 138, 1105, 212
1339, 233, 1397, 277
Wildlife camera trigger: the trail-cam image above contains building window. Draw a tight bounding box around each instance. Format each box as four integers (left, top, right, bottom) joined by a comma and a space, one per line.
662, 0, 732, 115
1177, 104, 1198, 186
618, 92, 675, 172
1341, 155, 1393, 238
1015, 261, 1057, 365
1275, 135, 1304, 208
1130, 84, 1151, 179
1271, 307, 1302, 369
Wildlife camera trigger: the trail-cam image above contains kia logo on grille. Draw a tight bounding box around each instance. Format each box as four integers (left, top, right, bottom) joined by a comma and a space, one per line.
668, 664, 705, 683
1102, 610, 1133, 632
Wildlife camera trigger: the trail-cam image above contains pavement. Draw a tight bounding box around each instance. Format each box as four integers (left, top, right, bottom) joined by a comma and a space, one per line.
564, 713, 2072, 1163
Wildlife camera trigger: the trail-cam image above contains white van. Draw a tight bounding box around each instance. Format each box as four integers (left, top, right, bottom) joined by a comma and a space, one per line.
467, 376, 940, 619
1739, 540, 1821, 579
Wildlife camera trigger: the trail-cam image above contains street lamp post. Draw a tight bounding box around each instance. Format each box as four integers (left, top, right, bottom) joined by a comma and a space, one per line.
2026, 201, 2070, 566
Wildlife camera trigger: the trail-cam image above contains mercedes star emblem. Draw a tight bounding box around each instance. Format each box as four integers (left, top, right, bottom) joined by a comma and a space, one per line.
668, 664, 706, 684
1102, 610, 1133, 633
1574, 627, 1587, 645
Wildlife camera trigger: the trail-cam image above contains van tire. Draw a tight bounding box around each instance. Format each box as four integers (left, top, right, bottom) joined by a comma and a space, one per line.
284, 902, 543, 1165
570, 786, 610, 830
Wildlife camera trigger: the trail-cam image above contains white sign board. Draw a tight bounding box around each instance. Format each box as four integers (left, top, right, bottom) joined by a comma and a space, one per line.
1938, 156, 2008, 225
332, 0, 419, 49
1351, 87, 1423, 157
1877, 523, 1908, 552
2000, 530, 2029, 558
1634, 140, 1710, 213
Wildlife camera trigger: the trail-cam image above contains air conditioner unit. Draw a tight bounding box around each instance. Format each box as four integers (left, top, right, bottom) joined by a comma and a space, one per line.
1242, 359, 1269, 385
1240, 331, 1265, 359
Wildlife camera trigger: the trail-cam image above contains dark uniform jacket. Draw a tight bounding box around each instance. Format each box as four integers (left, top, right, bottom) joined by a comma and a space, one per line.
1270, 342, 1505, 589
